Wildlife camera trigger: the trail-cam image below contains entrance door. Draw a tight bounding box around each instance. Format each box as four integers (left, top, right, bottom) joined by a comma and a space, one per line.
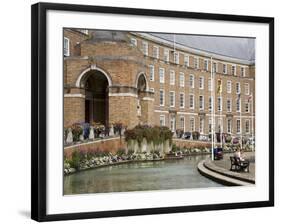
85, 100, 90, 123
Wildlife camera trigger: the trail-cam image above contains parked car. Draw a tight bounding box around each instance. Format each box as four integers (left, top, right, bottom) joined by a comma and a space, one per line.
199, 135, 209, 141
182, 132, 192, 139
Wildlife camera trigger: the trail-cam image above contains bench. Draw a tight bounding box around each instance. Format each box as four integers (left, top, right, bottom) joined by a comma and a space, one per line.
230, 156, 250, 172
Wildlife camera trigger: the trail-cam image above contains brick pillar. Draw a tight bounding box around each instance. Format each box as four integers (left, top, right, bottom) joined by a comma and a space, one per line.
64, 94, 85, 127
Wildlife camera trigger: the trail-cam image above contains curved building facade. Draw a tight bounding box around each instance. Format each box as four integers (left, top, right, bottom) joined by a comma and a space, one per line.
63, 29, 255, 138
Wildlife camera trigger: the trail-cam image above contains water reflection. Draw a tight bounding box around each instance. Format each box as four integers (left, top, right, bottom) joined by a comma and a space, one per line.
64, 155, 222, 195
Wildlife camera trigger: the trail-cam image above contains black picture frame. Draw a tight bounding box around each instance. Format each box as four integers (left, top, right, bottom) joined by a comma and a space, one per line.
31, 2, 274, 222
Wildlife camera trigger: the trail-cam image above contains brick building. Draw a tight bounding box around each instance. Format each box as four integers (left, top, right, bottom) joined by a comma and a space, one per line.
63, 29, 255, 138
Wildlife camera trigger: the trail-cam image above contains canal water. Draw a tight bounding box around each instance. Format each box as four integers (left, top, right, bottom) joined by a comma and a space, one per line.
64, 155, 223, 195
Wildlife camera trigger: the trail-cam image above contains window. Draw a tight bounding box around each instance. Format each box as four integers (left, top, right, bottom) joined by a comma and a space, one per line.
189, 74, 194, 88
208, 97, 213, 111
218, 97, 222, 111
227, 119, 232, 133
245, 101, 250, 113
63, 37, 70, 56
130, 38, 137, 46
174, 52, 179, 64
159, 89, 165, 106
159, 68, 165, 83
199, 117, 204, 134
189, 94, 194, 109
152, 46, 159, 59
213, 62, 217, 73
208, 78, 211, 91
179, 72, 185, 87
199, 76, 204, 89
208, 119, 212, 133
190, 117, 195, 132
180, 116, 185, 131
227, 99, 232, 112
179, 93, 185, 108
204, 59, 208, 71
164, 48, 169, 62
142, 41, 148, 56
199, 95, 204, 110
223, 64, 227, 74
245, 120, 250, 133
236, 98, 241, 112
227, 80, 232, 93
245, 83, 250, 95
184, 55, 189, 67
170, 117, 176, 132
169, 91, 175, 107
194, 57, 199, 69
236, 82, 240, 94
236, 119, 241, 133
160, 115, 165, 126
232, 65, 236, 76
169, 70, 175, 85
218, 118, 223, 132
241, 67, 245, 77
149, 65, 154, 81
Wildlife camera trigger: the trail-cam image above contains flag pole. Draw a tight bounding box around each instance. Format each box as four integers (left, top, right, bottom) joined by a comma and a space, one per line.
251, 93, 254, 148
220, 90, 223, 149
240, 94, 242, 150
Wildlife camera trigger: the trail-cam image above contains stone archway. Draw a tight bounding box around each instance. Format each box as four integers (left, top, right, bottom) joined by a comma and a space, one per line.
80, 69, 109, 126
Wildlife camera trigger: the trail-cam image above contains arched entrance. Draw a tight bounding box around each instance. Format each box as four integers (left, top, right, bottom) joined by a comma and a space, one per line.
136, 73, 148, 124
80, 70, 109, 125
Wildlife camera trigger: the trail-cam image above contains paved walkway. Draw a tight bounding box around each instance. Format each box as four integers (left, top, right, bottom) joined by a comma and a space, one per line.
213, 152, 255, 180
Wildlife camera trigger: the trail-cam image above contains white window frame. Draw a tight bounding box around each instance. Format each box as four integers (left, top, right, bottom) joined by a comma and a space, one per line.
213, 62, 217, 73
164, 48, 169, 62
199, 117, 204, 134
241, 67, 245, 77
227, 99, 232, 112
208, 96, 213, 112
142, 41, 148, 56
169, 70, 175, 85
236, 98, 241, 112
179, 116, 185, 132
245, 101, 250, 113
189, 94, 194, 109
159, 68, 165, 84
159, 89, 165, 106
227, 119, 232, 134
194, 57, 199, 69
232, 65, 236, 76
204, 59, 208, 71
130, 38, 137, 46
64, 37, 70, 56
152, 46, 159, 59
184, 55, 189, 67
199, 95, 204, 110
149, 65, 154, 81
170, 117, 176, 132
245, 83, 250, 95
169, 91, 175, 107
227, 80, 232, 93
245, 119, 250, 134
223, 64, 227, 74
179, 72, 185, 87
236, 119, 241, 134
236, 82, 241, 94
189, 74, 194, 88
218, 97, 222, 112
174, 51, 179, 64
179, 92, 185, 108
190, 117, 195, 132
199, 76, 204, 89
160, 115, 165, 126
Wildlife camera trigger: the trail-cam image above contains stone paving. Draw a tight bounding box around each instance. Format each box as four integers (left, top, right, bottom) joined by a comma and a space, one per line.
213, 152, 255, 181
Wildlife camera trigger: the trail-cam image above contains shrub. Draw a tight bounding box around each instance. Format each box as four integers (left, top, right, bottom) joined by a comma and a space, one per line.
116, 148, 126, 156
71, 123, 83, 142
69, 150, 81, 170
192, 131, 200, 140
